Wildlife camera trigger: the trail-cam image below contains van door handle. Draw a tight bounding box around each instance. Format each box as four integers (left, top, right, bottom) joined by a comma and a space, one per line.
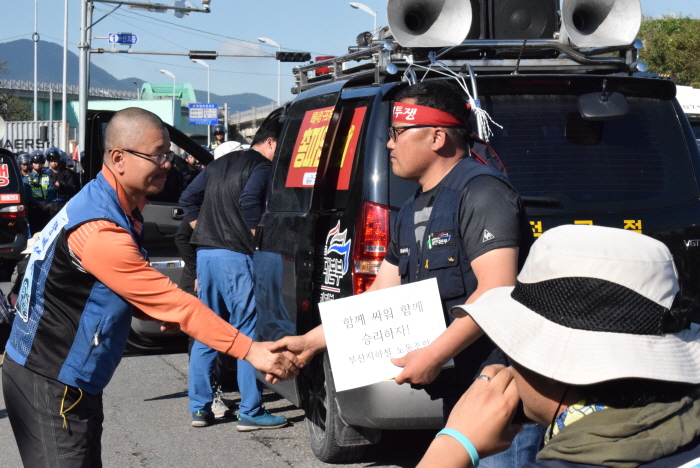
172, 207, 184, 220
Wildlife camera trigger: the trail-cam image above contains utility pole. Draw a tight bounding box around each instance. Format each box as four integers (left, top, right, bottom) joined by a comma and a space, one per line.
33, 0, 39, 121
62, 0, 69, 152
78, 0, 211, 158
78, 0, 90, 155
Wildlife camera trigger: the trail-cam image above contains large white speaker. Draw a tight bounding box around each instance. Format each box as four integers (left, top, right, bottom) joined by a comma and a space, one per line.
387, 0, 475, 48
560, 0, 642, 48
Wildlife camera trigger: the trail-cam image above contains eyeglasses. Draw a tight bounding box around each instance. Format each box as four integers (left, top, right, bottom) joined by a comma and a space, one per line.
121, 149, 175, 166
388, 125, 438, 142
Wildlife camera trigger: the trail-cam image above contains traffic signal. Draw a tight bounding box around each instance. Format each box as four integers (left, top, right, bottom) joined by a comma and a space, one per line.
276, 52, 311, 62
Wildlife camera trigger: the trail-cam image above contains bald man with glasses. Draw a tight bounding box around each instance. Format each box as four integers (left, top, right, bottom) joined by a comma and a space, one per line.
2, 107, 300, 468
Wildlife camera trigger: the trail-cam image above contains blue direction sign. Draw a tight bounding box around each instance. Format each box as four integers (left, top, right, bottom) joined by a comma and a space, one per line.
188, 103, 218, 125
108, 33, 139, 45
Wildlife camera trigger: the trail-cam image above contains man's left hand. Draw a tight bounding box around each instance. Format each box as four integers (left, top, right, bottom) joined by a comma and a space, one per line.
391, 346, 443, 385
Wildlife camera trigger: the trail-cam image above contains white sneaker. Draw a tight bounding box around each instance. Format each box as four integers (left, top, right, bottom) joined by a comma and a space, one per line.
212, 387, 230, 419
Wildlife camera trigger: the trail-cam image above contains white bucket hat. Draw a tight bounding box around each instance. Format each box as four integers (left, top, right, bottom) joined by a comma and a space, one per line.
452, 224, 700, 385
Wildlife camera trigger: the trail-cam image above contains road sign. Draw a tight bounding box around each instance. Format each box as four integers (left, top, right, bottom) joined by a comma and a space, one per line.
108, 33, 139, 45
188, 103, 218, 125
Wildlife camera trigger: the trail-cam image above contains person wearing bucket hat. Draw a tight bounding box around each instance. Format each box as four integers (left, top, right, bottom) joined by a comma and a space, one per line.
417, 224, 700, 468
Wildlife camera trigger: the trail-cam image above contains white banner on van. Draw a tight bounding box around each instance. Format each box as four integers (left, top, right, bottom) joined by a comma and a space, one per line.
319, 278, 453, 392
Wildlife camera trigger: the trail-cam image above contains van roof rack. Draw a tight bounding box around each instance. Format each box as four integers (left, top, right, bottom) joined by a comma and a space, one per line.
292, 37, 643, 95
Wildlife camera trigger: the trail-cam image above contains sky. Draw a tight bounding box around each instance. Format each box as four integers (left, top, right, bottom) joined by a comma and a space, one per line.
0, 0, 698, 104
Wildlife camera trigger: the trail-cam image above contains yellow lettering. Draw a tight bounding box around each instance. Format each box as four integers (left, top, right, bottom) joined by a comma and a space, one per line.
623, 220, 642, 233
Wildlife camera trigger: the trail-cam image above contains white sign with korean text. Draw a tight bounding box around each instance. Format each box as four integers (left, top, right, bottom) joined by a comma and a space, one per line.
319, 278, 453, 392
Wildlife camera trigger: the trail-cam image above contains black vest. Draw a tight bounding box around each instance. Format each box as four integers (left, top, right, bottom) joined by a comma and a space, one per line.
395, 157, 519, 399
191, 149, 270, 255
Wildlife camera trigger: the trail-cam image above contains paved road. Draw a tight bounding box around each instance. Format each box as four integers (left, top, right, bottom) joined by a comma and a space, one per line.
0, 352, 434, 467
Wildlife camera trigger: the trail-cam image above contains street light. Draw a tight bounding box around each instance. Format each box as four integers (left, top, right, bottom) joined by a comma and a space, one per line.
159, 69, 176, 124
257, 37, 281, 106
34, 0, 39, 121
133, 81, 139, 100
191, 58, 211, 147
349, 2, 377, 32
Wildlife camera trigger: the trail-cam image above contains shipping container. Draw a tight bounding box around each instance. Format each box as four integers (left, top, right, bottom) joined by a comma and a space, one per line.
0, 120, 68, 154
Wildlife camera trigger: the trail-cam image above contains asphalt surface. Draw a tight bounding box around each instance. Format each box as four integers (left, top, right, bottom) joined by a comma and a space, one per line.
0, 351, 435, 468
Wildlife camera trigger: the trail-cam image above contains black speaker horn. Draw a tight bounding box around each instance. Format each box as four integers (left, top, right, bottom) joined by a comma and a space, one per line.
490, 0, 558, 40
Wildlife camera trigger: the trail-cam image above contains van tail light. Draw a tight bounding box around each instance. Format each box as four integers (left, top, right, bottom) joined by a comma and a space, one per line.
352, 201, 390, 295
0, 205, 26, 219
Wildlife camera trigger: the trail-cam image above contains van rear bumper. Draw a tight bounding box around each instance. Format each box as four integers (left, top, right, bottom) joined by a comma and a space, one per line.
0, 228, 28, 261
335, 380, 443, 430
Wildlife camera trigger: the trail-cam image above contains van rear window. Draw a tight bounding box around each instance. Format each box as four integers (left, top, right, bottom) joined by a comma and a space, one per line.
269, 93, 338, 212
480, 94, 697, 212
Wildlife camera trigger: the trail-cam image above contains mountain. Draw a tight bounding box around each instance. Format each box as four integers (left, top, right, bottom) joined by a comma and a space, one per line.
0, 39, 274, 112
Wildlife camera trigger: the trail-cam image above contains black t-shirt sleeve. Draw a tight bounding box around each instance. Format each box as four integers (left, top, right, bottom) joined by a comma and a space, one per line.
384, 212, 401, 266
459, 175, 525, 262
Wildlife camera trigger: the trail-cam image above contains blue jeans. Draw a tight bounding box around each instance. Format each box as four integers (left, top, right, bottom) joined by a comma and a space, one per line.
443, 396, 544, 467
188, 249, 263, 417
479, 423, 545, 468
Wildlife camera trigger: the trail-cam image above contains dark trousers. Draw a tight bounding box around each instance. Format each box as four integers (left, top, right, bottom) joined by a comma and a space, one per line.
2, 355, 104, 468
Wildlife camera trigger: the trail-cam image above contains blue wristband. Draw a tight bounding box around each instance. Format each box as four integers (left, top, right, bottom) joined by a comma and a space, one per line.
436, 428, 480, 468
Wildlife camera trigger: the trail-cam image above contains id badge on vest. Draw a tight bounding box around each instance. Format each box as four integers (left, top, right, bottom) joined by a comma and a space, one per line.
17, 205, 70, 322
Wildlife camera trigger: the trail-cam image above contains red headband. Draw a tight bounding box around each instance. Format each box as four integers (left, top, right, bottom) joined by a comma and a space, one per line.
392, 103, 466, 127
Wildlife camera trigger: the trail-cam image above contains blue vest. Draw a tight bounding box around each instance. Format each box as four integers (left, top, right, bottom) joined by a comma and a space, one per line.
7, 173, 145, 394
396, 157, 514, 314
394, 157, 516, 399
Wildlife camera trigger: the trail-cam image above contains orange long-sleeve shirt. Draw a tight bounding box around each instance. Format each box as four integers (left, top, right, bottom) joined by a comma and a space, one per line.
65, 167, 253, 359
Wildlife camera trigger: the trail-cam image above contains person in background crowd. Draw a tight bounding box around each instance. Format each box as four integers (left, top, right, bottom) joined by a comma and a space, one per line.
25, 149, 53, 233
180, 151, 202, 187
47, 152, 80, 217
45, 147, 62, 178
184, 151, 202, 170
16, 152, 31, 178
182, 116, 284, 430
210, 124, 226, 149
2, 107, 301, 468
417, 225, 700, 468
269, 80, 542, 467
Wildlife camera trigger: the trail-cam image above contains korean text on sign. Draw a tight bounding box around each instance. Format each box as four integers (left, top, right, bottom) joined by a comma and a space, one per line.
319, 278, 452, 392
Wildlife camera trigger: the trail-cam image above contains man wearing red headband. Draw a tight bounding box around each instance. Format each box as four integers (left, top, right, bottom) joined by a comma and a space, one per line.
270, 80, 540, 466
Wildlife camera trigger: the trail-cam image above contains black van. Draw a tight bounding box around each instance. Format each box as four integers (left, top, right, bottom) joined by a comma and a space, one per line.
0, 148, 29, 279
250, 40, 700, 464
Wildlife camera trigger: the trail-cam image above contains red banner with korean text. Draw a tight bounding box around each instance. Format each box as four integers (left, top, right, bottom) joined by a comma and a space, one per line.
285, 106, 367, 189
335, 106, 366, 190
0, 164, 9, 187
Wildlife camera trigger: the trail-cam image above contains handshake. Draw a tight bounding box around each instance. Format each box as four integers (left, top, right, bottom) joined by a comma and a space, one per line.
252, 327, 327, 384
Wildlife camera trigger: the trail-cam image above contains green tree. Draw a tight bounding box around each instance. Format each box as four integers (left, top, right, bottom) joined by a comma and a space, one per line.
638, 16, 700, 88
0, 61, 32, 121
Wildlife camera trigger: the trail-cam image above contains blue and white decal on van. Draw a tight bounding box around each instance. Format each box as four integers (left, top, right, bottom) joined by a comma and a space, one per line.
321, 221, 351, 296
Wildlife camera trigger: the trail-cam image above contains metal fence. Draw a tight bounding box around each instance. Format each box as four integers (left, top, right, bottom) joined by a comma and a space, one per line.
0, 80, 276, 123
232, 102, 277, 126
0, 79, 138, 100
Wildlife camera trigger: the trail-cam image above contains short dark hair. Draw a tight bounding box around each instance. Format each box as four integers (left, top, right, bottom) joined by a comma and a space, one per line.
395, 80, 472, 149
252, 115, 284, 147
